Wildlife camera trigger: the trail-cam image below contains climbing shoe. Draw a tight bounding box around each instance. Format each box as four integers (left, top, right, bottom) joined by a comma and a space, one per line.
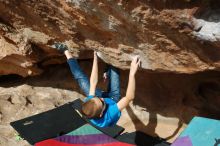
51, 42, 68, 53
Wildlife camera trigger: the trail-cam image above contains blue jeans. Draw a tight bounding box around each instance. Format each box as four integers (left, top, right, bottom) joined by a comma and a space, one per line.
67, 58, 121, 102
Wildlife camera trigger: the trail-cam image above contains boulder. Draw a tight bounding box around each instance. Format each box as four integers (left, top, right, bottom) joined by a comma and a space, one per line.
0, 0, 220, 76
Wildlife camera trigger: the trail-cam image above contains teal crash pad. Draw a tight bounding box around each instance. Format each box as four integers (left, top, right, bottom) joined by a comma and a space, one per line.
171, 117, 220, 146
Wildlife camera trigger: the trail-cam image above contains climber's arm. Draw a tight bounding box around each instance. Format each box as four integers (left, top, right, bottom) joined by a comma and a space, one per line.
117, 56, 140, 111
89, 51, 98, 96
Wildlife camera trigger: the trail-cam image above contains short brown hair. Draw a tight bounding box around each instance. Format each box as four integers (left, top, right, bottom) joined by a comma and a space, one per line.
81, 98, 102, 118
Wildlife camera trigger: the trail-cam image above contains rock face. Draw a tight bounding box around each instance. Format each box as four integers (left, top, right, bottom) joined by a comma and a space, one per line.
0, 0, 220, 76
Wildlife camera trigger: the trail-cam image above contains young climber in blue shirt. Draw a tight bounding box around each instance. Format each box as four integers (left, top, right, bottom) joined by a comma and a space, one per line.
53, 43, 140, 127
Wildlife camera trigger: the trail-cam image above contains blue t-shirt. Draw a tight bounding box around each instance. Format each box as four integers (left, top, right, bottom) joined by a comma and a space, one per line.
83, 96, 121, 127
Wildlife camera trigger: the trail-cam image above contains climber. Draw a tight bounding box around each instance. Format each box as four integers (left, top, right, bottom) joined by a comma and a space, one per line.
52, 43, 140, 127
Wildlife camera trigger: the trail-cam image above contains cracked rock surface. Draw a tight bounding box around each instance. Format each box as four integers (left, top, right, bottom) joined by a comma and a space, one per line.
0, 0, 220, 76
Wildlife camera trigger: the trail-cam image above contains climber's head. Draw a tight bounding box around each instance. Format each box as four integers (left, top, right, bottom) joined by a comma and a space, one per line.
81, 97, 106, 119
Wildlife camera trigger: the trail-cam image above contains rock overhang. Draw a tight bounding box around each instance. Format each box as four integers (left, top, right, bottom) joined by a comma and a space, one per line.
0, 0, 220, 76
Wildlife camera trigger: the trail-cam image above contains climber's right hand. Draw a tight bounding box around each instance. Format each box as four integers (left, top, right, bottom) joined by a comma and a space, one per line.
129, 55, 141, 76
